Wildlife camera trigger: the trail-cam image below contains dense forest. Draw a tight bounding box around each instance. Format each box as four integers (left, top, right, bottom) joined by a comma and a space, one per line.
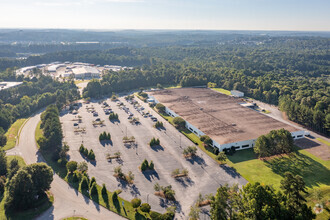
0, 33, 329, 136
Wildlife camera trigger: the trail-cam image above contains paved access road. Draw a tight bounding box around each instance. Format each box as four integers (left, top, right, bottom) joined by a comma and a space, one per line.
7, 112, 124, 220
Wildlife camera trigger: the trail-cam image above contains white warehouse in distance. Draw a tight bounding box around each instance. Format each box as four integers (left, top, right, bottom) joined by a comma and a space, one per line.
148, 88, 306, 152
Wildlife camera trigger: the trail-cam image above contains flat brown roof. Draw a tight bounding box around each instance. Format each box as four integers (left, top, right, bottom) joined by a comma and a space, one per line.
149, 88, 298, 145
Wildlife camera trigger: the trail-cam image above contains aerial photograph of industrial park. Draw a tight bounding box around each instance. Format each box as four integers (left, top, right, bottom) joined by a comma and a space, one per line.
0, 0, 329, 220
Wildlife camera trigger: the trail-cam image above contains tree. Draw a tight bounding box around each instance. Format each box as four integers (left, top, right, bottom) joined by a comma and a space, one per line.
101, 184, 107, 195
112, 191, 118, 202
5, 169, 34, 210
141, 159, 148, 171
131, 198, 141, 210
90, 182, 98, 196
0, 150, 7, 176
80, 176, 89, 190
188, 205, 200, 220
23, 163, 53, 195
280, 172, 314, 219
66, 161, 78, 174
0, 128, 7, 147
140, 203, 151, 213
0, 176, 6, 195
155, 103, 166, 113
210, 185, 230, 220
7, 158, 20, 180
149, 160, 154, 170
88, 149, 95, 160
90, 176, 96, 188
77, 161, 88, 172
173, 117, 185, 129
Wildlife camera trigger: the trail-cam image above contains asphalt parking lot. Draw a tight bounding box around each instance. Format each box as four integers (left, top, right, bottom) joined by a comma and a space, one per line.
60, 95, 247, 219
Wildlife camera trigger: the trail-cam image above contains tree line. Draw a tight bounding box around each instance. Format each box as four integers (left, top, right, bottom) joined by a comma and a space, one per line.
209, 172, 315, 220
0, 75, 80, 148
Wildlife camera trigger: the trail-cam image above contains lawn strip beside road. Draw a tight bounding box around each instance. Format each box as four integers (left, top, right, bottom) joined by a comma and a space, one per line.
36, 119, 153, 220
2, 118, 27, 150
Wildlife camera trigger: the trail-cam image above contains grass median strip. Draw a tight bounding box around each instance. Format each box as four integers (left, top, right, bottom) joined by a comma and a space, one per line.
2, 118, 27, 151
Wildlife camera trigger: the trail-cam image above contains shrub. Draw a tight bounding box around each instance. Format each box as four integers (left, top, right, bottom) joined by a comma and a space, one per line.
173, 117, 186, 129
80, 176, 89, 190
90, 182, 98, 196
131, 198, 142, 209
66, 161, 78, 174
101, 184, 107, 195
183, 146, 197, 157
112, 191, 118, 202
127, 171, 134, 182
140, 203, 151, 213
154, 183, 160, 191
216, 151, 227, 163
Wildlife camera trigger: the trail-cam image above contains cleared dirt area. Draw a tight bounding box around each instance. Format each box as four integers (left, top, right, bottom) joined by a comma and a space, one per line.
60, 96, 247, 219
294, 138, 330, 161
149, 88, 299, 145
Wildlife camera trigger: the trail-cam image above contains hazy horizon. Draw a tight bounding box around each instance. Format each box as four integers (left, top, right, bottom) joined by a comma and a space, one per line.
1, 0, 330, 31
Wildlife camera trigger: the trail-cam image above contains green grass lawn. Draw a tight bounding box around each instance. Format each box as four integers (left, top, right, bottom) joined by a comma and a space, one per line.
2, 118, 27, 151
226, 148, 330, 219
316, 138, 330, 146
35, 121, 43, 149
211, 88, 231, 96
0, 156, 54, 220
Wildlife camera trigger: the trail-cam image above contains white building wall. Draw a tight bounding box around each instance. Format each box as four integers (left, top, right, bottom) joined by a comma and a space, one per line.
148, 94, 305, 152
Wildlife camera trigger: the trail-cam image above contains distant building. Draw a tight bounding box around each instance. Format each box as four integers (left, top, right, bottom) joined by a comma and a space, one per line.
0, 82, 23, 90
48, 64, 65, 72
71, 66, 100, 79
231, 90, 244, 97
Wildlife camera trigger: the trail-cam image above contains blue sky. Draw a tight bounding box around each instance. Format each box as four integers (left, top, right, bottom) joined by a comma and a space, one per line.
0, 0, 329, 31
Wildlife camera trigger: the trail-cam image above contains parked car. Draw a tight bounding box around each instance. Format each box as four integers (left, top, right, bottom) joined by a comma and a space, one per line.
95, 118, 101, 121
74, 123, 79, 126
93, 112, 98, 117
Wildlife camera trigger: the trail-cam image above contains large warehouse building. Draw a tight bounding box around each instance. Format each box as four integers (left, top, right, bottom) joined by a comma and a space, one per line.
148, 88, 306, 151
